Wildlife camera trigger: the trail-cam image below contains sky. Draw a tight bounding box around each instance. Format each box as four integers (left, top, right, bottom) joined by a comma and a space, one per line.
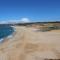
0, 0, 60, 23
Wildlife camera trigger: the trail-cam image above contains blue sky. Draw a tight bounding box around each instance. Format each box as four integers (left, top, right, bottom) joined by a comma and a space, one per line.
0, 0, 60, 22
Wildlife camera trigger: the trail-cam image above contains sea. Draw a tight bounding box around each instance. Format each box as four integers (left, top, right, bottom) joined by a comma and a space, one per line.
0, 25, 14, 42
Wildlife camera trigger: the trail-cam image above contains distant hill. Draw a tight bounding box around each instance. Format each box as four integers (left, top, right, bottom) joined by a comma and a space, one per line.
0, 21, 60, 26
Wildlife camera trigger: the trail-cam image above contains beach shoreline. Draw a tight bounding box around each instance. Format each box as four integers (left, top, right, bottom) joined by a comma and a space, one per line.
0, 26, 60, 60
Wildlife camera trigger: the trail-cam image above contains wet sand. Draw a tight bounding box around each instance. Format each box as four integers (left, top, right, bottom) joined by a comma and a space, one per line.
0, 26, 60, 60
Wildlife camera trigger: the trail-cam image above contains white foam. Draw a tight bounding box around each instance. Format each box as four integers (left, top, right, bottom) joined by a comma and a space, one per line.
7, 35, 13, 39
0, 38, 4, 42
0, 34, 13, 43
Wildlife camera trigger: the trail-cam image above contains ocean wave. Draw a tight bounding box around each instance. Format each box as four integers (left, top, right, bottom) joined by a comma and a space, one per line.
0, 26, 15, 43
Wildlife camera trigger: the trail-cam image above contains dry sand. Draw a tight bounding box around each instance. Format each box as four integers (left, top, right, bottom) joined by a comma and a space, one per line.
0, 26, 60, 60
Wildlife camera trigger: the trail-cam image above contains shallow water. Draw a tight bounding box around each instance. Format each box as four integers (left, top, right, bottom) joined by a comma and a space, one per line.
0, 25, 14, 41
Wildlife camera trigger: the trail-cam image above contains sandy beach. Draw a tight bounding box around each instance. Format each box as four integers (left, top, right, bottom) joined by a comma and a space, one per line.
0, 26, 60, 60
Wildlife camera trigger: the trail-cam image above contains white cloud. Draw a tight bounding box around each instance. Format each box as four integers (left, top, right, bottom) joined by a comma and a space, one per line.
0, 21, 8, 24
20, 18, 30, 23
0, 18, 31, 24
0, 20, 19, 24
7, 20, 21, 24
